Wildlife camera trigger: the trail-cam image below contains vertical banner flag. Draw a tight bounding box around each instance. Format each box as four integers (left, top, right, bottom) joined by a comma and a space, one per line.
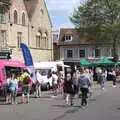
20, 43, 36, 83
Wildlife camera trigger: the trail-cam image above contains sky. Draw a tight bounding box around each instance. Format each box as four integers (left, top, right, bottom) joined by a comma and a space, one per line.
45, 0, 82, 31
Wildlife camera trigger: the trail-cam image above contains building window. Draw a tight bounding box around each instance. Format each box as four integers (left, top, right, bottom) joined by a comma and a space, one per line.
22, 12, 25, 26
79, 49, 85, 57
40, 8, 44, 15
43, 32, 48, 49
14, 10, 18, 24
67, 50, 73, 58
95, 48, 100, 58
0, 31, 6, 46
65, 35, 72, 42
17, 32, 22, 48
0, 9, 4, 24
36, 36, 40, 48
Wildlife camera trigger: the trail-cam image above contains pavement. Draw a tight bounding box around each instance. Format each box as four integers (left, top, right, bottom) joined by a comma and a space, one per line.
0, 82, 120, 120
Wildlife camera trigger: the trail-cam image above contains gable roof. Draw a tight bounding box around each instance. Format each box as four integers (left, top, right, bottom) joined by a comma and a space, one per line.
58, 28, 90, 45
24, 0, 52, 26
42, 0, 52, 27
24, 0, 38, 19
58, 28, 112, 46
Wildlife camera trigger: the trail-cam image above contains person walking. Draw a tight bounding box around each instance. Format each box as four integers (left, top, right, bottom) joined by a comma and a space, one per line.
99, 69, 106, 90
35, 71, 42, 98
52, 71, 58, 96
57, 71, 64, 95
63, 73, 75, 106
112, 69, 117, 87
78, 68, 91, 107
72, 69, 80, 96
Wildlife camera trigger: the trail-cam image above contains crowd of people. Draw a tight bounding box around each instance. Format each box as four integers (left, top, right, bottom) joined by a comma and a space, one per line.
50, 67, 119, 107
0, 67, 119, 108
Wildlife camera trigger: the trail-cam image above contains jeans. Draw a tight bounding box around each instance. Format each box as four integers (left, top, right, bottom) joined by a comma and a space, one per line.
80, 88, 89, 106
35, 84, 41, 97
10, 90, 17, 104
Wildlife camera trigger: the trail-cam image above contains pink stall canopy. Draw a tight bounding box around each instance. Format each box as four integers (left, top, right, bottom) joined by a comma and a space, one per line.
0, 60, 26, 68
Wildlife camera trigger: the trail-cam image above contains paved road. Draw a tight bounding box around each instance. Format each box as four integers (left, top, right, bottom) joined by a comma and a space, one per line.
0, 83, 120, 120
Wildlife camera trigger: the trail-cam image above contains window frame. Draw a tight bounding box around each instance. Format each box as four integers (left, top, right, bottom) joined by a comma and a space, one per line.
14, 10, 18, 24
67, 49, 73, 58
0, 9, 4, 24
36, 35, 40, 48
95, 48, 101, 58
17, 32, 22, 48
0, 30, 6, 46
64, 35, 72, 42
22, 12, 25, 26
79, 49, 85, 58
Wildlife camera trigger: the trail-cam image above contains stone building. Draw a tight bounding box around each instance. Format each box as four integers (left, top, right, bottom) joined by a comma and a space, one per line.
0, 0, 53, 62
57, 28, 120, 68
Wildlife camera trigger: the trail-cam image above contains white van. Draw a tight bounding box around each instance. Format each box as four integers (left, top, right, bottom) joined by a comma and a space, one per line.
34, 61, 66, 90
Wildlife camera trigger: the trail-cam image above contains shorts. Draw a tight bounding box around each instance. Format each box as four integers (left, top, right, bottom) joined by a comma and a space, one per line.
53, 83, 58, 90
7, 88, 11, 94
22, 86, 30, 95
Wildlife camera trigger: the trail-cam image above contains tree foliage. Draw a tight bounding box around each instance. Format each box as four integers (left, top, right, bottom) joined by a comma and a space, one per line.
70, 0, 120, 61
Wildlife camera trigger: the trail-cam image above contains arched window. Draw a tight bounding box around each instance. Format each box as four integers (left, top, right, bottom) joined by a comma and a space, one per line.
45, 32, 48, 48
22, 12, 25, 26
43, 32, 47, 49
14, 10, 18, 24
36, 31, 42, 48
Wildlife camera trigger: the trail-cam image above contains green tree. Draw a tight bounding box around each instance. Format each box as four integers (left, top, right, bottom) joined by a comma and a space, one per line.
70, 0, 120, 61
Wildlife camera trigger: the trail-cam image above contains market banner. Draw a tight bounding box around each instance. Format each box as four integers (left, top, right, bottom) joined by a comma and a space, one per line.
20, 43, 36, 83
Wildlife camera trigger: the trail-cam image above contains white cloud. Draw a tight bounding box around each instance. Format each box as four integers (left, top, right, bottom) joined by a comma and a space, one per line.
44, 0, 83, 30
54, 23, 74, 29
45, 0, 81, 11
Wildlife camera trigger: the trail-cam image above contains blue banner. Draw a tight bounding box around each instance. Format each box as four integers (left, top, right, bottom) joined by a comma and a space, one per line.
20, 43, 36, 83
20, 43, 33, 66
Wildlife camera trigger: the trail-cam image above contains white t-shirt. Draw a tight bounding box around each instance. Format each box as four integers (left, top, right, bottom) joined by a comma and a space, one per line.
36, 72, 42, 83
52, 74, 58, 84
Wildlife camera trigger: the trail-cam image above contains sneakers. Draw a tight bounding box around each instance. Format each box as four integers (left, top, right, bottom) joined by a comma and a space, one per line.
70, 102, 74, 106
81, 103, 88, 109
101, 87, 105, 90
112, 85, 117, 88
26, 101, 30, 104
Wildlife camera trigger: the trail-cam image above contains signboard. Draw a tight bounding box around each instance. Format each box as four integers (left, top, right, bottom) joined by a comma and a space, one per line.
0, 51, 11, 59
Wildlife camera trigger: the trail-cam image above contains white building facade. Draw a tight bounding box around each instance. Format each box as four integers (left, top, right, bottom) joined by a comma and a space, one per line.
58, 28, 120, 67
